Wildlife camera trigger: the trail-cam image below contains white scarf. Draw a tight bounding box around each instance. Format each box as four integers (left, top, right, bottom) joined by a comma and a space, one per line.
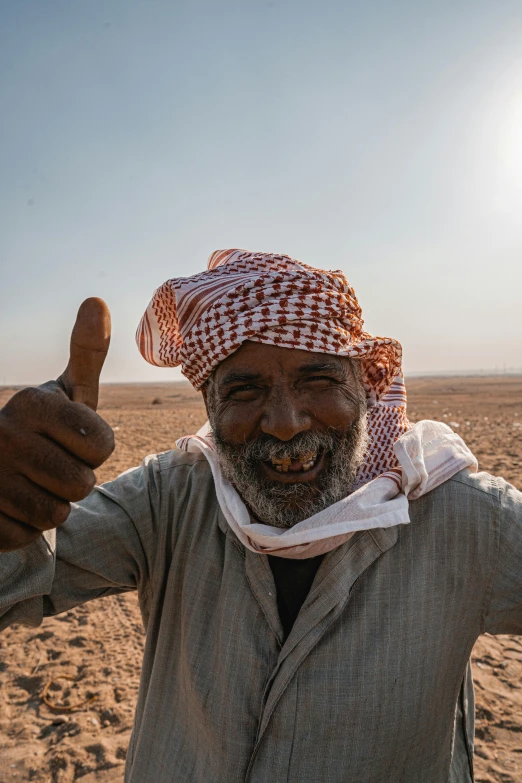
176, 420, 478, 559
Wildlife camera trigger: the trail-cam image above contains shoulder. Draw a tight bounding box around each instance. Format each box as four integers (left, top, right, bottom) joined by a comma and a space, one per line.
140, 448, 216, 501
444, 469, 503, 501
155, 448, 212, 475
97, 449, 215, 511
96, 449, 220, 553
154, 448, 218, 506
149, 450, 223, 558
408, 469, 522, 526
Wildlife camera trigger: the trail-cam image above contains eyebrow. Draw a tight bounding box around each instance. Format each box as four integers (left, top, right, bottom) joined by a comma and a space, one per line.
219, 362, 347, 387
296, 361, 346, 375
219, 371, 263, 387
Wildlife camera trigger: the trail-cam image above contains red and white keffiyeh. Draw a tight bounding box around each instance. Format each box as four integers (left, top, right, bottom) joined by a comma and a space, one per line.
137, 249, 477, 558
137, 248, 410, 484
137, 248, 401, 397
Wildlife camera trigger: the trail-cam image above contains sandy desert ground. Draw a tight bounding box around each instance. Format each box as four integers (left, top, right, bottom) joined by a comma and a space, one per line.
0, 376, 521, 782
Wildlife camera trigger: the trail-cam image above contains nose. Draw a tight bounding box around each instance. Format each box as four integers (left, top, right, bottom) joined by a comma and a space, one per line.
260, 387, 311, 441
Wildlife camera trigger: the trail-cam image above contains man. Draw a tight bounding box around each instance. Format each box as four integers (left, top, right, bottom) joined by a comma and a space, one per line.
0, 248, 521, 783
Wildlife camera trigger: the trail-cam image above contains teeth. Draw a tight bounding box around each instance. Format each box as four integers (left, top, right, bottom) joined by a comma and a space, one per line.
270, 451, 318, 472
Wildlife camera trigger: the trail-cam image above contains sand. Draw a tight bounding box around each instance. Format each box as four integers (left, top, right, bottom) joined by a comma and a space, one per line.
0, 376, 521, 782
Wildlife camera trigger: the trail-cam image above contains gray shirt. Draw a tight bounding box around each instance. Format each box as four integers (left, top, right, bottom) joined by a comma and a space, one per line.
2, 451, 522, 783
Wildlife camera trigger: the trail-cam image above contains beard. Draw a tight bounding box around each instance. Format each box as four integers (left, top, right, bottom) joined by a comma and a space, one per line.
210, 415, 368, 529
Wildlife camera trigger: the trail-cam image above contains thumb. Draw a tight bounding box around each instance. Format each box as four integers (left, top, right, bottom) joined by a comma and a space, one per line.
58, 298, 111, 411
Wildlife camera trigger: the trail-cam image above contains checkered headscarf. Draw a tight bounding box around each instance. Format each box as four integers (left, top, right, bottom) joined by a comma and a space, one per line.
137, 248, 411, 487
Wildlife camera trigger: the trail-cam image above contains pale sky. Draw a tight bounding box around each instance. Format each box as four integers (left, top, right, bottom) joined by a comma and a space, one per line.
1, 0, 522, 385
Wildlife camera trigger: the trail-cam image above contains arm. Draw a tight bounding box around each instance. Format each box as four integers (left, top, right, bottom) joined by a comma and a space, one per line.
484, 478, 522, 634
0, 297, 128, 627
0, 455, 159, 631
0, 298, 114, 554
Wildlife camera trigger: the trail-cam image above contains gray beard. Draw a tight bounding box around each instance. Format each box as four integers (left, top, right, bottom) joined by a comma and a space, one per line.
210, 416, 369, 529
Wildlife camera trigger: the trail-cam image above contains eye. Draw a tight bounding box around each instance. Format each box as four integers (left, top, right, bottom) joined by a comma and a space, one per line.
302, 375, 340, 389
227, 385, 262, 401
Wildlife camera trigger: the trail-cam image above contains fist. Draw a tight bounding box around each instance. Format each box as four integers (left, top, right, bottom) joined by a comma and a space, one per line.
0, 299, 115, 552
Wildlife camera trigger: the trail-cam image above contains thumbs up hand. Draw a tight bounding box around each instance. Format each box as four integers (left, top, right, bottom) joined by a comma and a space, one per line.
59, 297, 112, 410
0, 299, 115, 552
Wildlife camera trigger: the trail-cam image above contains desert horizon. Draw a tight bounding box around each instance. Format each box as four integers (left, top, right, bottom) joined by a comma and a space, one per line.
3, 370, 522, 392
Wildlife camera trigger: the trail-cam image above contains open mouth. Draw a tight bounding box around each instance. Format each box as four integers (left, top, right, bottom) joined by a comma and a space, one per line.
260, 449, 326, 483
270, 450, 319, 473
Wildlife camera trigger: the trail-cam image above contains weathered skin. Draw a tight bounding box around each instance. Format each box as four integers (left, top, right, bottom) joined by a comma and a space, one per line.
203, 341, 362, 495
0, 298, 114, 551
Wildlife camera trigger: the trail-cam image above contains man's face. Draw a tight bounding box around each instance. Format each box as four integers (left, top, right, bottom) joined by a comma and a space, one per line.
203, 341, 368, 529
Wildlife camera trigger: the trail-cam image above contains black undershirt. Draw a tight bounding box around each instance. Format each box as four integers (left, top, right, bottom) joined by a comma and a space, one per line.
268, 554, 324, 639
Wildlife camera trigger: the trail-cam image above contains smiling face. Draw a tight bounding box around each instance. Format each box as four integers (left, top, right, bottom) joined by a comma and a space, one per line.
203, 341, 368, 528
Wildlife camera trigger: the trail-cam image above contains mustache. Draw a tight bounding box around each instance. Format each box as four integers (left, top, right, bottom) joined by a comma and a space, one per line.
210, 415, 369, 528
214, 430, 339, 463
